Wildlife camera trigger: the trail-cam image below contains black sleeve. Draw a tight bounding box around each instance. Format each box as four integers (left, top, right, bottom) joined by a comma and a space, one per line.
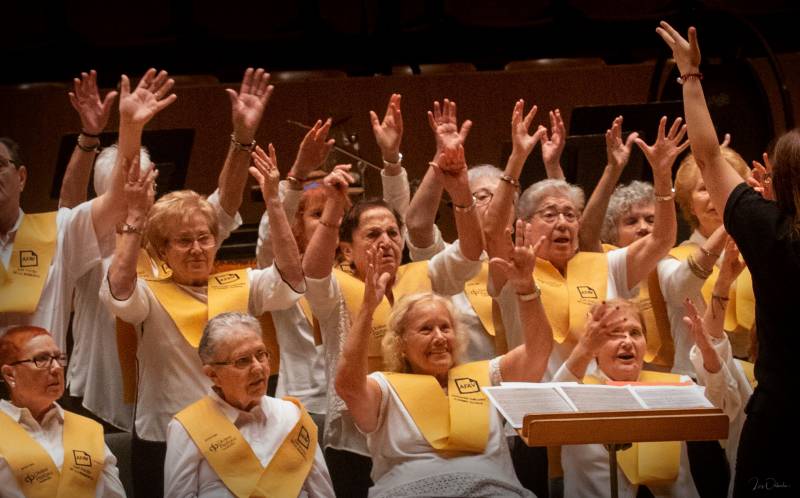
724, 182, 785, 264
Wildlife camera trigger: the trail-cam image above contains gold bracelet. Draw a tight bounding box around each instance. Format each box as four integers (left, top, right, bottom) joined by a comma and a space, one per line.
687, 254, 712, 279
517, 284, 541, 301
654, 187, 676, 202
452, 198, 476, 213
499, 174, 520, 188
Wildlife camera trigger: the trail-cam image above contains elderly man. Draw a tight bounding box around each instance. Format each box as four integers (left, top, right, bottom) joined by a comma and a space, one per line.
164, 312, 333, 498
0, 325, 125, 497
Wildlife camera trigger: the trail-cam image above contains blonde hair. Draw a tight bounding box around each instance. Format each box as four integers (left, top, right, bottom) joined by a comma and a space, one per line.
146, 190, 219, 256
382, 292, 468, 373
675, 146, 749, 229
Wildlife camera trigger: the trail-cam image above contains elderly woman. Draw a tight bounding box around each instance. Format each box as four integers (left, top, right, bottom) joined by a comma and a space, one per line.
0, 326, 125, 497
334, 220, 551, 497
303, 144, 483, 497
553, 298, 740, 498
100, 141, 304, 497
658, 21, 800, 495
164, 312, 333, 497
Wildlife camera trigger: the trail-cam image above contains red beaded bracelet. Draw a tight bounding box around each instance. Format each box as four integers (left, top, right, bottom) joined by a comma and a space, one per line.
677, 72, 703, 85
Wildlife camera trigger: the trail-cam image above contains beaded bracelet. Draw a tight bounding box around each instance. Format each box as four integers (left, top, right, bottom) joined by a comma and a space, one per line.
499, 174, 520, 188
677, 72, 703, 85
231, 133, 256, 152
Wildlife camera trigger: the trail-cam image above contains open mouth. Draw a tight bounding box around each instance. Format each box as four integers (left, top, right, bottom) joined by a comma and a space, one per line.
553, 236, 570, 244
617, 352, 635, 361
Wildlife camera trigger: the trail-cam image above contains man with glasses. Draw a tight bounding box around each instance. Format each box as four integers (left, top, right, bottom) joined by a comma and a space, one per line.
164, 312, 333, 497
0, 325, 125, 497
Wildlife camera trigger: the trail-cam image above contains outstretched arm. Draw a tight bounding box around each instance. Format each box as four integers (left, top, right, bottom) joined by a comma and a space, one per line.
60, 70, 118, 208
335, 245, 389, 433
656, 22, 744, 215
492, 221, 552, 382
579, 116, 639, 252
218, 67, 274, 217
541, 109, 567, 180
624, 116, 686, 289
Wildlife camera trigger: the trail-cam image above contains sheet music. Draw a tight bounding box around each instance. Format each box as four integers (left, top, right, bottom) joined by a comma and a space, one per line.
633, 385, 713, 409
560, 384, 646, 412
483, 385, 576, 428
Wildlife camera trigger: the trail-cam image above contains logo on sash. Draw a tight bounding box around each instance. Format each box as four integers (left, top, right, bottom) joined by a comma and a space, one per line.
455, 377, 480, 394
214, 273, 240, 285
20, 250, 38, 268
292, 425, 311, 458
208, 435, 236, 453
72, 450, 92, 467
577, 285, 598, 299
24, 467, 53, 485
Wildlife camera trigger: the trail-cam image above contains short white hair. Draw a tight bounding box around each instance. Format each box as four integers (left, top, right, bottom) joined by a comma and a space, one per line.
198, 312, 263, 364
467, 164, 502, 186
601, 181, 654, 245
517, 178, 585, 221
93, 145, 152, 195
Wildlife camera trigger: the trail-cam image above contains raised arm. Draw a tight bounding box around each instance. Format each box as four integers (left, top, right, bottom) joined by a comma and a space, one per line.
218, 67, 274, 217
541, 109, 567, 180
107, 157, 158, 300
562, 302, 627, 379
406, 99, 472, 250
656, 22, 744, 214
302, 164, 353, 278
250, 144, 304, 290
92, 69, 175, 241
335, 245, 389, 433
491, 221, 552, 382
431, 145, 483, 261
370, 93, 411, 220
60, 70, 118, 208
624, 116, 686, 289
578, 116, 639, 252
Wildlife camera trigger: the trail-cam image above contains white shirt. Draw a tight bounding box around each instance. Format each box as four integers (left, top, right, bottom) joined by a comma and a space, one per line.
0, 203, 101, 351
99, 265, 304, 442
67, 190, 240, 431
164, 390, 333, 498
0, 400, 125, 498
364, 358, 532, 498
305, 240, 482, 456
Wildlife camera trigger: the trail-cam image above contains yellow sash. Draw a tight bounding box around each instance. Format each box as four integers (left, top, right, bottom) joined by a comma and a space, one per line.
383, 360, 491, 454
145, 268, 250, 347
0, 212, 58, 313
585, 371, 683, 486
463, 261, 508, 354
0, 409, 105, 498
334, 262, 431, 372
735, 359, 757, 389
639, 269, 674, 368
175, 395, 317, 498
536, 252, 608, 344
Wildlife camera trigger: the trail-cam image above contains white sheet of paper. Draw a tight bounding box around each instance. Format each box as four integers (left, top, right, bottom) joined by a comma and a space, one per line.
483, 385, 576, 428
632, 385, 713, 409
559, 384, 645, 412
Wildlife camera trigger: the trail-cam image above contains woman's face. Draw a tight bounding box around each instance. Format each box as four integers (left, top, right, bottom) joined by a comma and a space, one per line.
160, 211, 218, 286
595, 308, 646, 382
343, 207, 403, 281
690, 176, 722, 235
4, 335, 65, 407
401, 299, 458, 377
615, 202, 655, 247
204, 328, 270, 411
528, 195, 580, 270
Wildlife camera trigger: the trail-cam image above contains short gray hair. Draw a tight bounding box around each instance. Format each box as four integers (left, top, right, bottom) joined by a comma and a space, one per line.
601, 181, 654, 245
517, 179, 585, 221
94, 145, 152, 196
467, 164, 502, 186
198, 312, 262, 364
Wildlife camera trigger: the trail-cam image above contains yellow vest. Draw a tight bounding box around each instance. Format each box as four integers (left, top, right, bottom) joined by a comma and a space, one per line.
0, 409, 105, 498
175, 395, 317, 498
463, 261, 509, 354
0, 212, 58, 313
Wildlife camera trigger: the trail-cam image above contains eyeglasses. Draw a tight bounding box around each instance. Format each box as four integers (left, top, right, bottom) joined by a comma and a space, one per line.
0, 157, 19, 170
210, 350, 270, 369
534, 208, 579, 224
472, 189, 494, 206
10, 353, 68, 369
170, 233, 216, 250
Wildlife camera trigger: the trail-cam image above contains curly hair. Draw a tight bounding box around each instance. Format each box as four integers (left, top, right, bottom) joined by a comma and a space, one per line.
382, 292, 469, 373
146, 190, 219, 257
517, 179, 585, 221
601, 181, 654, 245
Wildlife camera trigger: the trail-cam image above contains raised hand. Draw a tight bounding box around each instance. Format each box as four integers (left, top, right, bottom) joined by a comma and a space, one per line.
605, 116, 640, 170
250, 144, 281, 201
541, 109, 566, 170
718, 237, 746, 287
322, 163, 355, 203
430, 145, 470, 202
363, 243, 391, 311
370, 93, 403, 163
580, 302, 628, 355
427, 98, 473, 154
510, 99, 546, 157
69, 70, 118, 135
682, 298, 723, 372
656, 22, 701, 77
291, 118, 334, 179
124, 155, 158, 218
226, 67, 273, 144
489, 220, 545, 291
119, 69, 177, 128
748, 152, 775, 200
634, 116, 689, 175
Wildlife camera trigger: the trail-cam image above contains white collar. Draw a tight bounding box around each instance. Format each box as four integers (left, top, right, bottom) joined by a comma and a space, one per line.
0, 398, 63, 429
208, 388, 268, 426
0, 208, 24, 244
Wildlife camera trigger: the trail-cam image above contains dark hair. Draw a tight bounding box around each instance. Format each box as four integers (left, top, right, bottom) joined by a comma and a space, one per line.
771, 128, 800, 237
339, 198, 404, 243
0, 137, 24, 167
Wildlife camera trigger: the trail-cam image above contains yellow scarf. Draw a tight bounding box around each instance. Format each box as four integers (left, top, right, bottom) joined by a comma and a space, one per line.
383, 360, 491, 454
175, 395, 317, 498
463, 261, 509, 354
0, 212, 58, 313
0, 409, 105, 498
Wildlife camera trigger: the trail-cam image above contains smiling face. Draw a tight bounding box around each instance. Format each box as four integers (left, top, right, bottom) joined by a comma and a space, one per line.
203, 327, 270, 411
3, 334, 65, 410
159, 211, 218, 286
528, 195, 580, 271
689, 176, 722, 237
401, 299, 459, 378
342, 206, 404, 281
615, 201, 655, 247
596, 307, 646, 382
